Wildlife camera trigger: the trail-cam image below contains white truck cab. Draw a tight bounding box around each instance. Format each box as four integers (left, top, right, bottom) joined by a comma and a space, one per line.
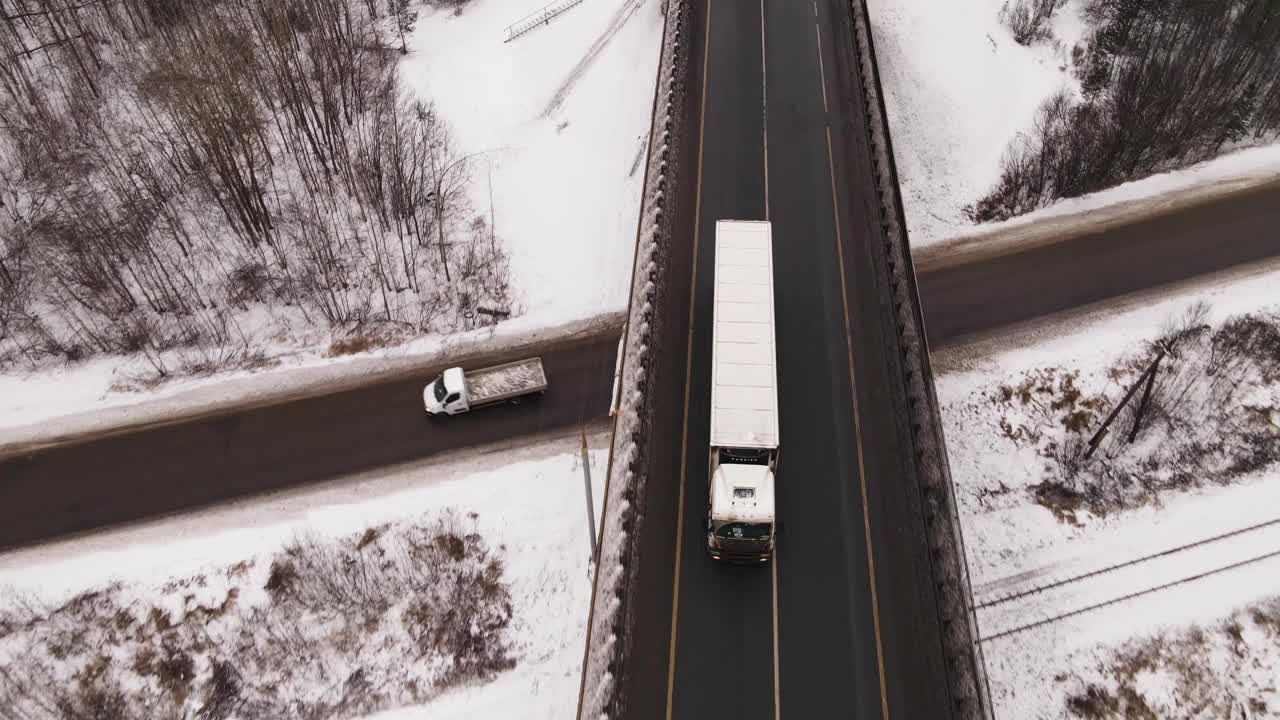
423, 358, 548, 416
708, 448, 777, 561
424, 367, 470, 415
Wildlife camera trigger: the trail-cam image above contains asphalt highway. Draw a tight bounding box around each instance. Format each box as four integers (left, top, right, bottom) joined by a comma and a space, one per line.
0, 331, 618, 550
653, 0, 952, 717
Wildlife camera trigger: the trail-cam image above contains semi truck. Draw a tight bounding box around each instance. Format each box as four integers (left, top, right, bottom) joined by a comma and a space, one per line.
423, 357, 548, 416
706, 219, 779, 564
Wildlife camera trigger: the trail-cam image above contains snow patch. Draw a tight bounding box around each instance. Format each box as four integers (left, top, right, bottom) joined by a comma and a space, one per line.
936, 259, 1280, 717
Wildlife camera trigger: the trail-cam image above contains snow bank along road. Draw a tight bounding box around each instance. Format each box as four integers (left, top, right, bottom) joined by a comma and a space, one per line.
610, 0, 959, 717
0, 331, 618, 551
917, 177, 1280, 346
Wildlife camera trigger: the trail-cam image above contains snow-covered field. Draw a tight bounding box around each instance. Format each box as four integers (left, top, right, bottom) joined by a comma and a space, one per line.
0, 0, 660, 440
405, 0, 661, 322
935, 261, 1280, 717
867, 0, 1280, 248
0, 424, 611, 719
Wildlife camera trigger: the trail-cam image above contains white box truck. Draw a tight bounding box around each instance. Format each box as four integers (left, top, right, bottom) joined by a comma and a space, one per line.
706, 219, 779, 563
423, 357, 547, 416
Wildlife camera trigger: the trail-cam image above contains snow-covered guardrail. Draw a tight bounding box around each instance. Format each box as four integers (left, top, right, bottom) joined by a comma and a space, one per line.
575, 0, 690, 716
846, 1, 994, 718
504, 0, 586, 42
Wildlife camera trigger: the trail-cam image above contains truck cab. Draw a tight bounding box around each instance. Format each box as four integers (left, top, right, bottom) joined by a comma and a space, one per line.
707, 447, 776, 562
424, 367, 469, 415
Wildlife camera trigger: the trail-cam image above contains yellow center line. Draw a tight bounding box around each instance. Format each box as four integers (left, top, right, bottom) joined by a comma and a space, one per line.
664, 0, 714, 716
772, 551, 782, 720
760, 0, 770, 219
815, 22, 829, 114
816, 9, 890, 718
760, 1, 781, 716
825, 127, 892, 720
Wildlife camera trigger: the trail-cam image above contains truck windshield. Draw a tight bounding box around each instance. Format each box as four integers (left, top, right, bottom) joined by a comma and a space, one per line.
719, 448, 770, 466
432, 377, 448, 402
714, 522, 771, 540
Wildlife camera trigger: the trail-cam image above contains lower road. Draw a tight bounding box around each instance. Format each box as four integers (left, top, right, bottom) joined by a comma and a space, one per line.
918, 179, 1280, 345
0, 330, 618, 551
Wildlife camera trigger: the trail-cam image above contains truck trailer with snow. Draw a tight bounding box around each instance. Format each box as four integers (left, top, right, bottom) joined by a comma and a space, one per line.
423, 357, 548, 416
706, 219, 779, 564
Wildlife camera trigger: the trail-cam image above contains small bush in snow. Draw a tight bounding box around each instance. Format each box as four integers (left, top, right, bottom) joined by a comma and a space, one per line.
1000, 0, 1066, 45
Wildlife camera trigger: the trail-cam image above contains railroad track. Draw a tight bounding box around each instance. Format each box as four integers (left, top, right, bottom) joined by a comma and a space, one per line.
973, 516, 1280, 642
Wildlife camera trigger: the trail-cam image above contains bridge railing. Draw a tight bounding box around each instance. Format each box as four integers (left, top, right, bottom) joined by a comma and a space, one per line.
504, 0, 586, 42
575, 0, 692, 716
847, 1, 995, 718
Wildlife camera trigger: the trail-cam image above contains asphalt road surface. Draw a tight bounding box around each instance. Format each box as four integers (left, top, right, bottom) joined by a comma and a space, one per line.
0, 331, 618, 551
645, 0, 953, 717
919, 179, 1280, 346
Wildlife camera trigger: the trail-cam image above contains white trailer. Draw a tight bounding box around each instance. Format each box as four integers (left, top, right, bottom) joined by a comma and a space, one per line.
423, 357, 548, 416
706, 219, 779, 563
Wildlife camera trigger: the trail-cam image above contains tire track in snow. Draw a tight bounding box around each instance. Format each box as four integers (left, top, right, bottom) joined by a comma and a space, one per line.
541, 0, 648, 119
975, 517, 1280, 642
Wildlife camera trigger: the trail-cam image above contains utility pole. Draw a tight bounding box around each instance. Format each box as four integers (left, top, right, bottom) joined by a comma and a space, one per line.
1126, 349, 1164, 443
580, 427, 599, 566
1086, 340, 1172, 458
488, 163, 496, 255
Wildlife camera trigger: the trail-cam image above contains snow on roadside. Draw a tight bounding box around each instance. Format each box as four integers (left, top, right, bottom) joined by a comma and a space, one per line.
867, 0, 1280, 249
934, 265, 1280, 716
0, 424, 611, 719
0, 312, 618, 448
922, 143, 1280, 258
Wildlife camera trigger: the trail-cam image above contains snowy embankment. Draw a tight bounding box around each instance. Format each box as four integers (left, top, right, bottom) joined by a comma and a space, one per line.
867, 0, 1280, 249
0, 0, 660, 441
0, 313, 616, 450
403, 0, 661, 324
936, 262, 1280, 717
0, 426, 610, 719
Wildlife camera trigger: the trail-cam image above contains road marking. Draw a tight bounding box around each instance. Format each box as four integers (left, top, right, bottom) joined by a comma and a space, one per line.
664, 0, 714, 716
761, 2, 779, 716
772, 552, 782, 720
760, 0, 770, 219
814, 19, 829, 114
825, 123, 891, 720
814, 8, 888, 712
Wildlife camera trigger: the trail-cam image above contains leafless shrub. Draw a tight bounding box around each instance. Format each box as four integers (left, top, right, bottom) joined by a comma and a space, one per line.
326, 324, 410, 357
1001, 0, 1066, 45
1065, 684, 1121, 718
